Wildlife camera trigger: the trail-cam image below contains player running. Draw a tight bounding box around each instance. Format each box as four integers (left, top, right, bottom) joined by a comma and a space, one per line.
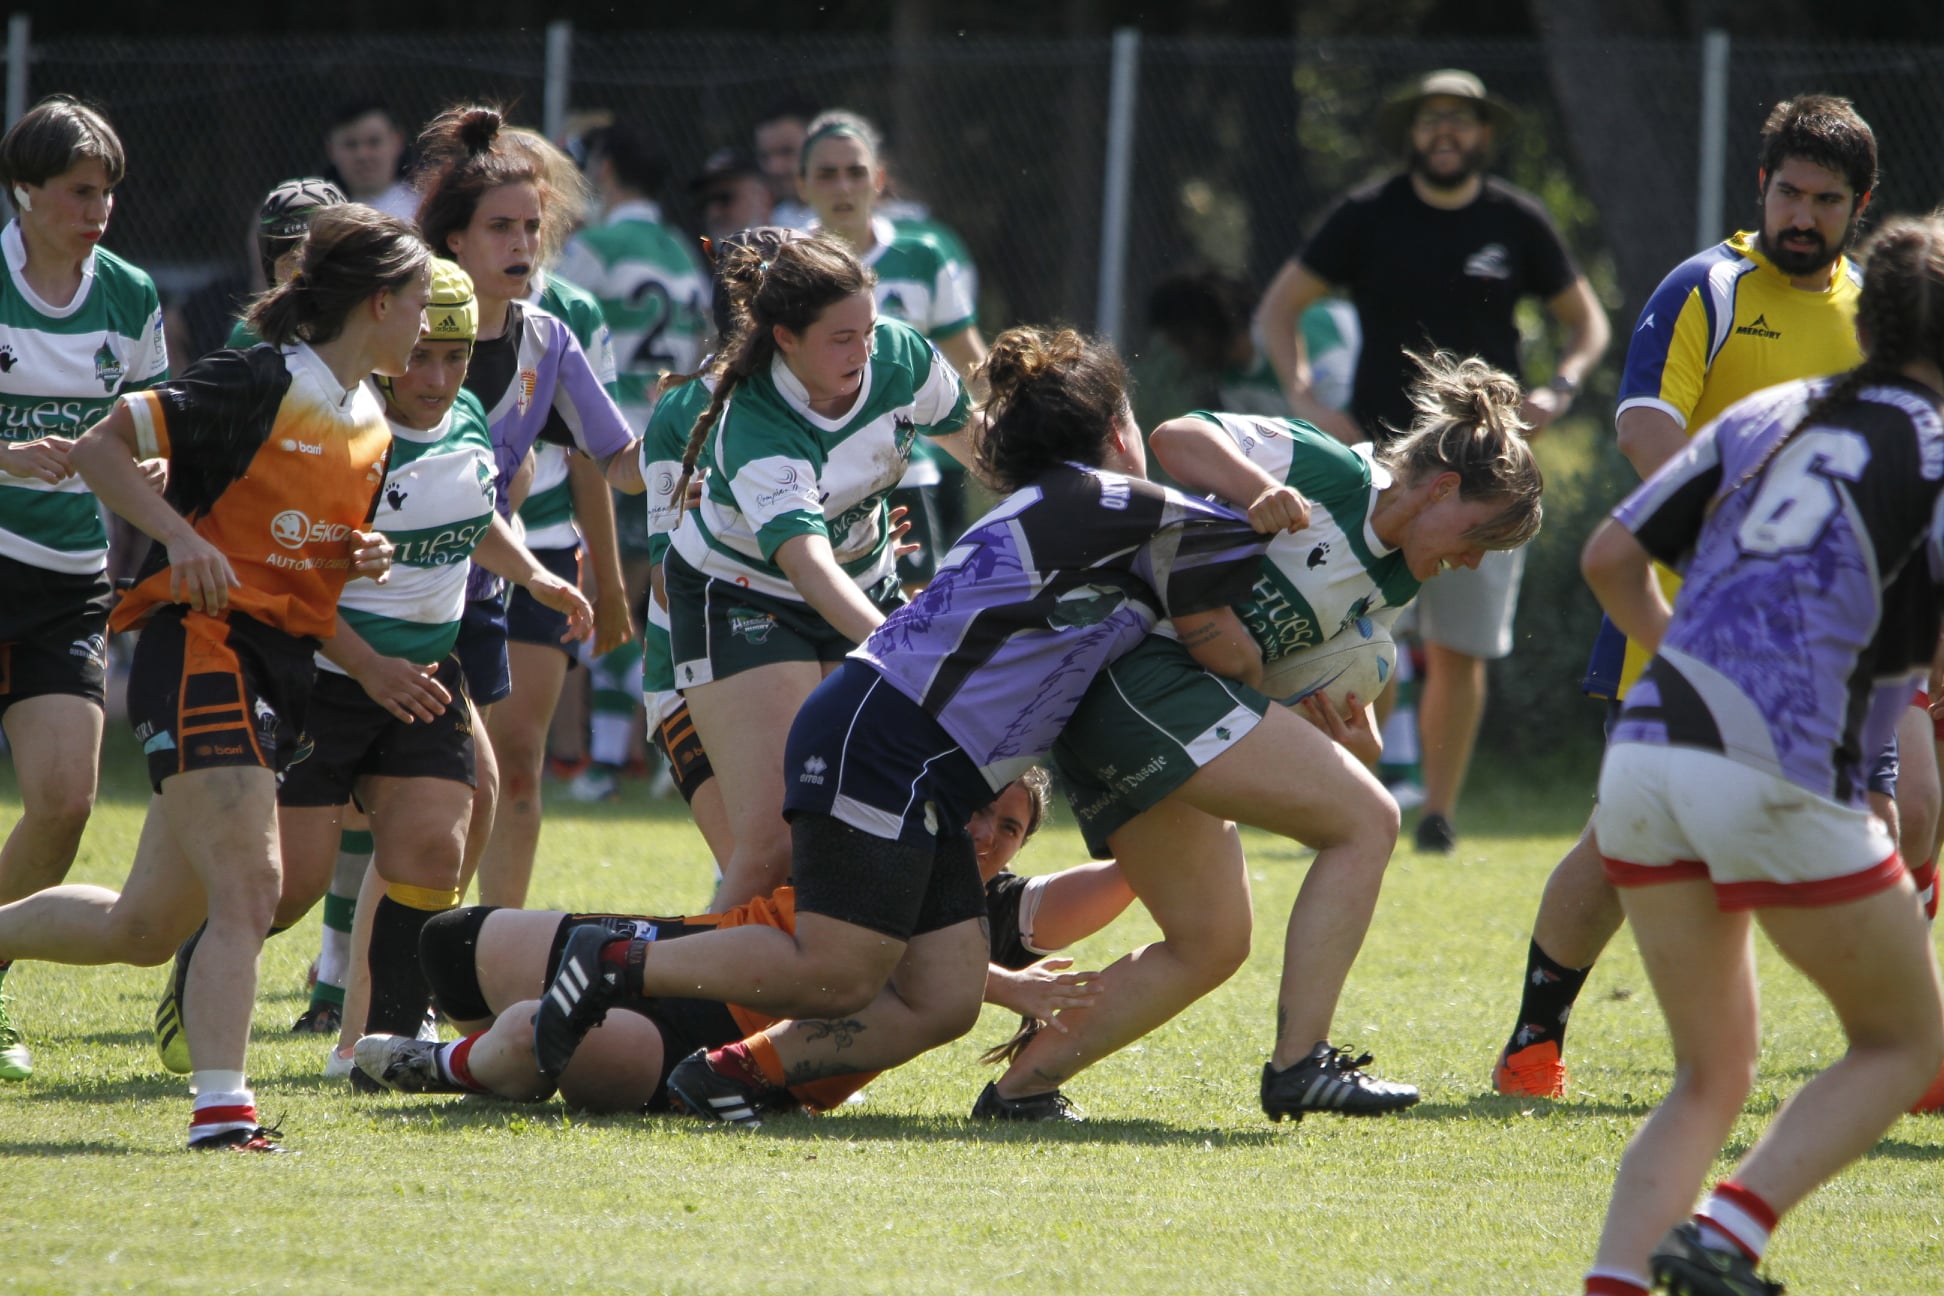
1578, 215, 1944, 1296
0, 204, 428, 1150
0, 96, 168, 1081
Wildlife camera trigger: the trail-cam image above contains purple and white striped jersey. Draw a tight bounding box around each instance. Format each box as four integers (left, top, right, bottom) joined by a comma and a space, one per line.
1610, 374, 1944, 806
856, 462, 1269, 791
461, 298, 635, 600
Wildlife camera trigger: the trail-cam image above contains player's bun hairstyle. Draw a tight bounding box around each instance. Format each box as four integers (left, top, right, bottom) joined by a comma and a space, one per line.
0, 95, 125, 194
799, 109, 883, 175
503, 125, 592, 268
974, 326, 1132, 493
245, 204, 429, 347
667, 230, 874, 519
412, 105, 547, 269
1721, 214, 1944, 505
1759, 94, 1877, 201
1379, 350, 1542, 550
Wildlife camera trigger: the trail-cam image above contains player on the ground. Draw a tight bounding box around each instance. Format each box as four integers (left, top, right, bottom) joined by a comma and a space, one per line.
0, 205, 426, 1150
528, 324, 1277, 1120
0, 96, 168, 1081
1578, 215, 1944, 1296
1255, 68, 1608, 856
1490, 94, 1920, 1102
355, 772, 1130, 1118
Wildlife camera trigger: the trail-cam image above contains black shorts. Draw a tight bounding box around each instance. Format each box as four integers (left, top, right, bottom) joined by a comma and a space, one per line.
506, 545, 583, 665
546, 912, 744, 1113
278, 658, 477, 808
650, 699, 714, 803
665, 549, 905, 689
781, 660, 993, 941
0, 554, 113, 714
453, 595, 512, 707
126, 607, 317, 794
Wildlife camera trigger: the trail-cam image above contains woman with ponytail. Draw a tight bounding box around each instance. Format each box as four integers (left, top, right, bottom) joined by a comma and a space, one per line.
529, 325, 1280, 1121
1578, 216, 1944, 1296
411, 105, 639, 911
0, 203, 429, 1151
965, 350, 1544, 1123
656, 229, 975, 910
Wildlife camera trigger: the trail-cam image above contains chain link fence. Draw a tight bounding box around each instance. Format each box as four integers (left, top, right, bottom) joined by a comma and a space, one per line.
17, 27, 1944, 763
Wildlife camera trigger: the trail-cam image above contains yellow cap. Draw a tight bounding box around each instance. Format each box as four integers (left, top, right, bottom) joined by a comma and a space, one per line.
424, 258, 477, 342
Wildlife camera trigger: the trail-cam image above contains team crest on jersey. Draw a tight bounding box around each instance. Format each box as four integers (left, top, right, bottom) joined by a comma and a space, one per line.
1307, 543, 1329, 569
893, 415, 916, 457
1463, 244, 1512, 281
0, 345, 16, 373
386, 483, 410, 512
517, 368, 538, 415
93, 339, 124, 393
1047, 584, 1127, 630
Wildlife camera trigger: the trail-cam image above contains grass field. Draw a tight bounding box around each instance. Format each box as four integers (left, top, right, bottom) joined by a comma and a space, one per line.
3, 736, 1941, 1294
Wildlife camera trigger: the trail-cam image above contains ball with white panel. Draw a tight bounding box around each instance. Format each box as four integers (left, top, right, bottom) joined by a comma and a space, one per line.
1257, 617, 1395, 714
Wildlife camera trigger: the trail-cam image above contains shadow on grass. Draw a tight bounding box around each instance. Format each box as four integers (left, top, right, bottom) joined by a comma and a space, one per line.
347, 1093, 1284, 1147
0, 1138, 140, 1157
1408, 1093, 1659, 1120
14, 1074, 187, 1103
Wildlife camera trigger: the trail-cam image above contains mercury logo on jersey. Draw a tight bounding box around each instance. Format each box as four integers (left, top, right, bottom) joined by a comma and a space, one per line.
1734, 313, 1783, 340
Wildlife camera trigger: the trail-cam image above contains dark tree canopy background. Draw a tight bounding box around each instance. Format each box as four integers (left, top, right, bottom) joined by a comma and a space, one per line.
19, 0, 1944, 40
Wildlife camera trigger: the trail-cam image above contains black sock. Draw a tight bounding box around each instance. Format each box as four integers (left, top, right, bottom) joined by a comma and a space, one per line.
367, 896, 441, 1038
1510, 939, 1591, 1050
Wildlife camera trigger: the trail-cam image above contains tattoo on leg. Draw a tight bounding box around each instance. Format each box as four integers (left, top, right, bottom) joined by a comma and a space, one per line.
800, 1017, 868, 1050
782, 1057, 852, 1086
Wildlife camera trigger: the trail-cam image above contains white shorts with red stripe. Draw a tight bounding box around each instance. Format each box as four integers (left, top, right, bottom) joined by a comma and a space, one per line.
1594, 743, 1904, 910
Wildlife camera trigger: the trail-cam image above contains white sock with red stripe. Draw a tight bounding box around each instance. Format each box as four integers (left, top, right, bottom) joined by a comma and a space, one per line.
436, 1033, 487, 1092
1582, 1271, 1649, 1296
189, 1071, 257, 1142
1695, 1179, 1778, 1262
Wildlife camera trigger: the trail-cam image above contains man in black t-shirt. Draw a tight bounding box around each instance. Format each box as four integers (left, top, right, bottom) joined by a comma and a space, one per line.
1255, 69, 1610, 854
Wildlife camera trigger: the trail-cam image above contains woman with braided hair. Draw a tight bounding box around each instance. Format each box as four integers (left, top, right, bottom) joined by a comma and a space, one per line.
1578, 215, 1944, 1296
655, 229, 975, 909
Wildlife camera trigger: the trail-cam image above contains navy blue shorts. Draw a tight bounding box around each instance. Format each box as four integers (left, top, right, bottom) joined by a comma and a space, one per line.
782, 660, 993, 940
505, 545, 583, 665
453, 596, 512, 707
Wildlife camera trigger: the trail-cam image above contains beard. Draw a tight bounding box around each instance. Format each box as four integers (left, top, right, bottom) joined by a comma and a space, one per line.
1408, 142, 1489, 192
1761, 214, 1857, 277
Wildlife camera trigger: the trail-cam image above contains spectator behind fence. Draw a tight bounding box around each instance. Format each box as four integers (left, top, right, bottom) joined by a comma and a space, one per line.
689, 147, 772, 244
324, 101, 418, 221
754, 92, 819, 231
1254, 67, 1610, 856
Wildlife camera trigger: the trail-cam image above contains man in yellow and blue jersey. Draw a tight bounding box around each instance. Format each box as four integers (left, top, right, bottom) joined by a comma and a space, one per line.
1494, 96, 1908, 1108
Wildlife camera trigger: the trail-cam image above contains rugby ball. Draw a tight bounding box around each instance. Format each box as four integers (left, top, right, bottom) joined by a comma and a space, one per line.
1257, 618, 1395, 714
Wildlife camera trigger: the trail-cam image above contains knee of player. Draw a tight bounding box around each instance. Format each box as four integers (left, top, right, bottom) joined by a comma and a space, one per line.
112, 914, 192, 967
29, 786, 96, 836
1669, 1051, 1759, 1111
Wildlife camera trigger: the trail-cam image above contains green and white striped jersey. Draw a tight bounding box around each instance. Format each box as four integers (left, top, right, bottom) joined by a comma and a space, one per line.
555, 201, 709, 426
671, 318, 968, 600
1195, 411, 1420, 659
853, 215, 975, 342
0, 221, 167, 572
327, 387, 497, 674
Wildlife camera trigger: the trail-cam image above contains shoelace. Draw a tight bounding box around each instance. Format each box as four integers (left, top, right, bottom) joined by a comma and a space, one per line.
1322, 1047, 1376, 1075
